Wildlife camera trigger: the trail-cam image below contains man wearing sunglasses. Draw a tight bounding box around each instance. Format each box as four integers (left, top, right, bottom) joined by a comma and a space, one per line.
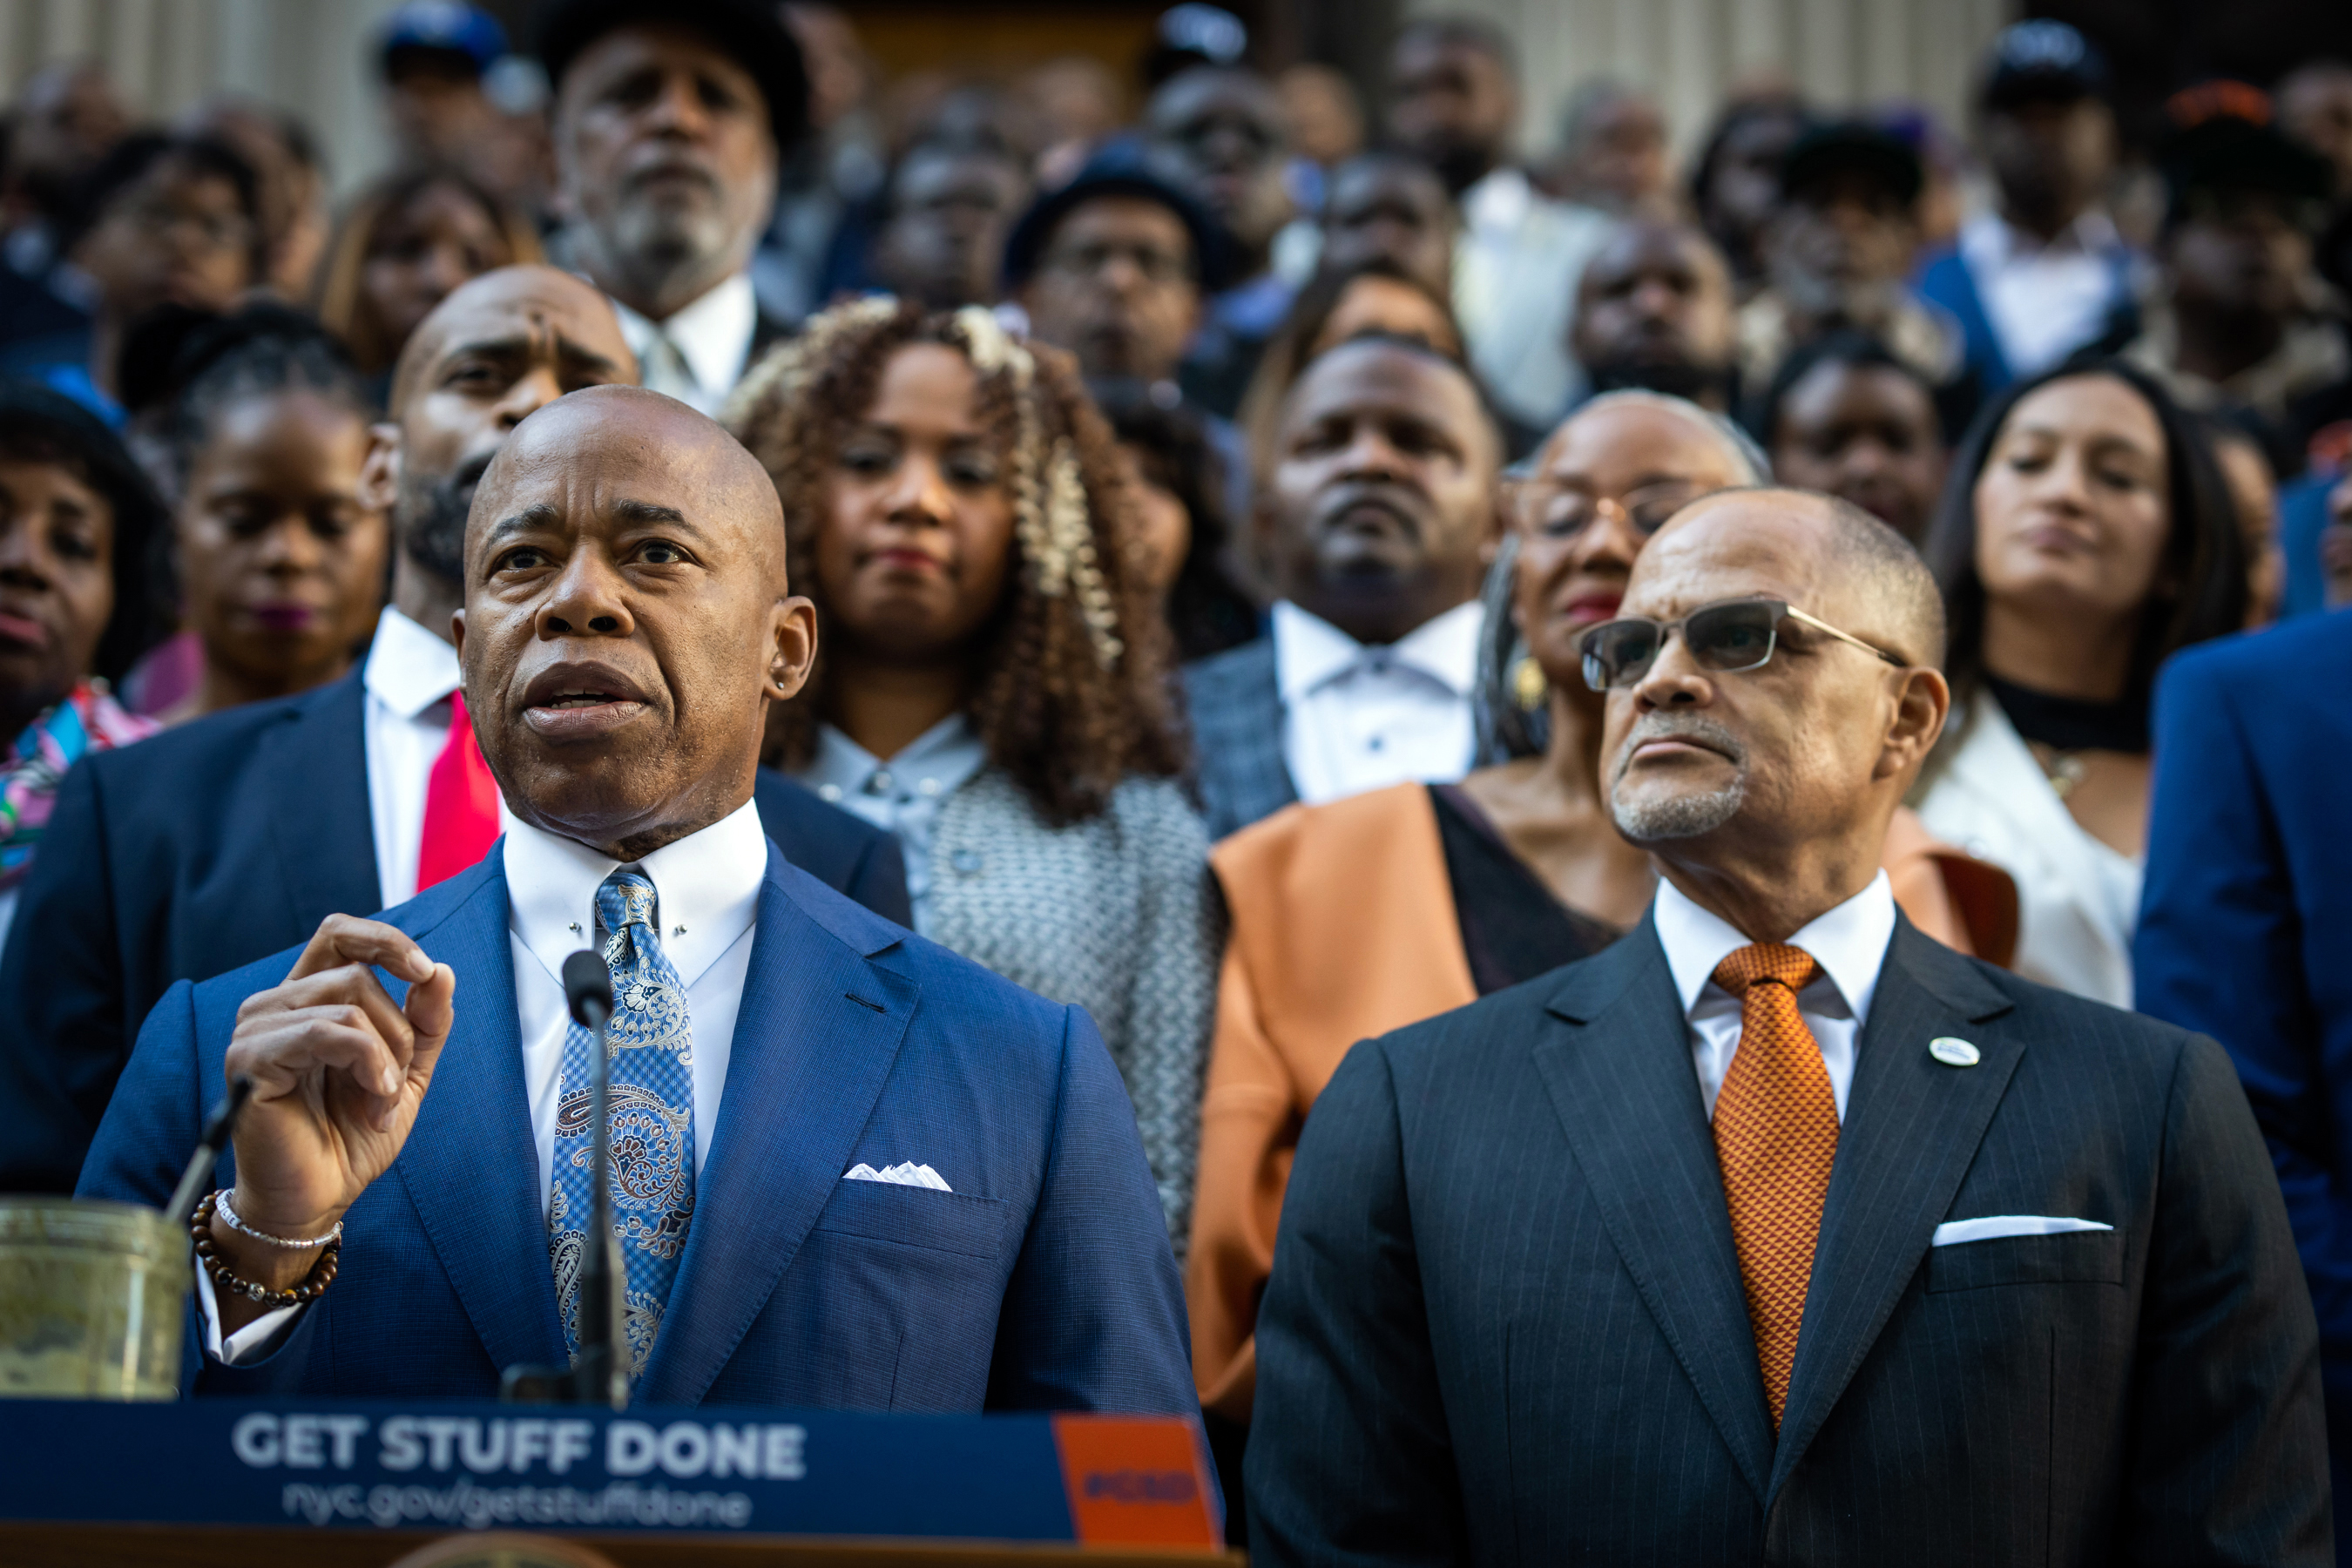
1249, 487, 2327, 1564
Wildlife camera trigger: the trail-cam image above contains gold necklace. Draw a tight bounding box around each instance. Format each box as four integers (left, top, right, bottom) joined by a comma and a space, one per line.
2029, 742, 2088, 800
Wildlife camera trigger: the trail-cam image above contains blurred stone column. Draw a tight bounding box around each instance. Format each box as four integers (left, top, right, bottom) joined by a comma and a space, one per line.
0, 0, 411, 197
1402, 0, 2018, 160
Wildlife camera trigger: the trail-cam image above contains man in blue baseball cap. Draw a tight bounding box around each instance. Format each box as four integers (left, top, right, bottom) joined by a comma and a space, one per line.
1917, 19, 2139, 395
379, 2, 511, 175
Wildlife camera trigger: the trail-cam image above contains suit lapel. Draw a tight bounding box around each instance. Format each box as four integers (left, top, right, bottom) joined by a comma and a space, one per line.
1532, 922, 1777, 1500
635, 848, 915, 1406
261, 673, 382, 918
1228, 642, 1296, 821
389, 859, 569, 1374
1767, 920, 2020, 1500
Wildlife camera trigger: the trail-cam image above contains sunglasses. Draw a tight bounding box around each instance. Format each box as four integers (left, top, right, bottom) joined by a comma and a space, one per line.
1578, 597, 1908, 692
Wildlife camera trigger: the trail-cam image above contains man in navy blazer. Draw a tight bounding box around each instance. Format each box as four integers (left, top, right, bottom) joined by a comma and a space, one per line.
0, 267, 907, 1193
2139, 610, 2352, 1551
78, 386, 1194, 1414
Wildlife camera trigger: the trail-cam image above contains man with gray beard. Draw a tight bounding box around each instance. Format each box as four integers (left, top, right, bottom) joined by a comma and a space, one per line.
1248, 488, 2328, 1565
539, 0, 807, 416
0, 265, 908, 1193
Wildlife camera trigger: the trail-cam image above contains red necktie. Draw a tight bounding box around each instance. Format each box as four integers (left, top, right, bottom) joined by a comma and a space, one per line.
416, 691, 501, 891
1710, 942, 1839, 1431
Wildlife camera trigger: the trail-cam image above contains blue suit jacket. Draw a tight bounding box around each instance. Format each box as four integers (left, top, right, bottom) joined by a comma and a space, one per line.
77, 841, 1197, 1415
0, 671, 909, 1193
2139, 613, 2352, 1429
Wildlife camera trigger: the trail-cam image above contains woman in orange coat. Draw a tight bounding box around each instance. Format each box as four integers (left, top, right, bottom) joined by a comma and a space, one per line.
1187, 390, 2015, 1428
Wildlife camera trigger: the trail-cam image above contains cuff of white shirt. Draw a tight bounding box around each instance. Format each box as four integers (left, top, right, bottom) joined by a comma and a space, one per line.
193, 1254, 306, 1364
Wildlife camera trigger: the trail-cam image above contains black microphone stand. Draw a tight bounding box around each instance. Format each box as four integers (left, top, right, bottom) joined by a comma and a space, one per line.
500, 950, 626, 1409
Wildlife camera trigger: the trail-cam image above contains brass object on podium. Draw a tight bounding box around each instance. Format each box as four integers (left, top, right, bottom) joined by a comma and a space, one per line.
388, 1534, 625, 1568
0, 1199, 186, 1399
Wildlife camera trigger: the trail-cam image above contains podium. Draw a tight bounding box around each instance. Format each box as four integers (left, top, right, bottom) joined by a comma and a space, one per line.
0, 1398, 1238, 1566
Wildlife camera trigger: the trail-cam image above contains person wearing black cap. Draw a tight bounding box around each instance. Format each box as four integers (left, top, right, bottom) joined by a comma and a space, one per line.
2123, 103, 2344, 436
538, 0, 808, 416
1007, 143, 1256, 541
1917, 19, 2139, 395
1008, 143, 1227, 391
0, 382, 168, 949
1737, 118, 1970, 429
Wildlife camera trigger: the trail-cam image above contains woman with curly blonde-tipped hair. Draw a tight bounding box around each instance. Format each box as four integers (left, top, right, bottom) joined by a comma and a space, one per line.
727, 298, 1216, 1255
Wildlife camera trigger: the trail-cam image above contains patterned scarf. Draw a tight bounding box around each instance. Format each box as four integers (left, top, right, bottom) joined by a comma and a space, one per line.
0, 684, 159, 892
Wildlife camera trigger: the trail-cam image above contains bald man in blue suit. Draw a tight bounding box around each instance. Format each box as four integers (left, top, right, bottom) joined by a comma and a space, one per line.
79, 387, 1194, 1416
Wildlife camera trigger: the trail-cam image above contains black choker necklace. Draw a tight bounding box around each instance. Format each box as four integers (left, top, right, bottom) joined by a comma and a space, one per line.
1984, 673, 2148, 754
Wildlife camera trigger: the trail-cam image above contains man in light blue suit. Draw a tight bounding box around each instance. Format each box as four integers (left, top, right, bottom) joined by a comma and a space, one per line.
78, 386, 1197, 1415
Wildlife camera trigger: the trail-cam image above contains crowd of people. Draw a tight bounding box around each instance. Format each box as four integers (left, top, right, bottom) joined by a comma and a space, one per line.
1, 0, 2350, 1560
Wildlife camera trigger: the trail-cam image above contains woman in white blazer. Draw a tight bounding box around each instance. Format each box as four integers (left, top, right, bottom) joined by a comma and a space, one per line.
1909, 359, 2246, 1006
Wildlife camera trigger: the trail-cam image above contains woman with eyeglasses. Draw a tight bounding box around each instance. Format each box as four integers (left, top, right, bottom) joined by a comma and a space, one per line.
1188, 389, 2015, 1438
1909, 360, 2247, 1006
0, 132, 264, 420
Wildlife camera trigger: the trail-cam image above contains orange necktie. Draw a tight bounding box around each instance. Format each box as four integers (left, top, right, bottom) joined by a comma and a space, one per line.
416, 691, 501, 891
1710, 942, 1839, 1430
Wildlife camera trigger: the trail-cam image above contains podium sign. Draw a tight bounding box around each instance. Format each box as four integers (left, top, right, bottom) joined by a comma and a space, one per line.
0, 1398, 1222, 1550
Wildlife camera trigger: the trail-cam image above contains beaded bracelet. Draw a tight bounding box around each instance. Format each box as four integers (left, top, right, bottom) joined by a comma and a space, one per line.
191, 1190, 340, 1309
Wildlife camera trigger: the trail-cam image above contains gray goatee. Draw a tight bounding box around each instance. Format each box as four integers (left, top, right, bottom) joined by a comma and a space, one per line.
1609, 713, 1749, 841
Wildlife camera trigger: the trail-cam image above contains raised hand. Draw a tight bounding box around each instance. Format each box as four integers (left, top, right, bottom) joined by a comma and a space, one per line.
211, 916, 456, 1329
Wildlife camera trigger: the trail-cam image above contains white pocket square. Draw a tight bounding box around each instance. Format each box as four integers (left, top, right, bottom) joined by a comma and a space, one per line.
844, 1161, 953, 1193
1932, 1215, 2112, 1247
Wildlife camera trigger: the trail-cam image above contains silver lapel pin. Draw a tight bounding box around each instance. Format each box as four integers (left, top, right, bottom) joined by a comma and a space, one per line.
1929, 1037, 1982, 1068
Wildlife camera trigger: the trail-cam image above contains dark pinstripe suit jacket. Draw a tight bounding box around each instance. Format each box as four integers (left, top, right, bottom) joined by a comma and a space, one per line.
1249, 915, 2330, 1565
1183, 638, 1296, 841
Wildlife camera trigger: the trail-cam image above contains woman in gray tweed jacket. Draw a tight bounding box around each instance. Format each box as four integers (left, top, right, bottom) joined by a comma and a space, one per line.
727, 297, 1218, 1257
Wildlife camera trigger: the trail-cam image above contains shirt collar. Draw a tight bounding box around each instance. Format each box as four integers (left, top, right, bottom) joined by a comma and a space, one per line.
608, 272, 758, 402
362, 605, 463, 720
1272, 598, 1485, 703
796, 713, 985, 801
1462, 166, 1533, 232
1962, 207, 2123, 267
502, 796, 767, 992
1652, 870, 1898, 1028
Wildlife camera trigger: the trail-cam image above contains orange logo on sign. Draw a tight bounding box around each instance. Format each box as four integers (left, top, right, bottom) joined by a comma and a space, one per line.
1049, 1415, 1220, 1548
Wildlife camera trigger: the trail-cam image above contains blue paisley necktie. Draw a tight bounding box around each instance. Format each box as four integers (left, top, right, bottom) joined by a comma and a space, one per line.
548, 868, 696, 1379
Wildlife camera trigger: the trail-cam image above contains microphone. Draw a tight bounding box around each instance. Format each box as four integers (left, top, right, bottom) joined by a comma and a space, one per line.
563, 950, 612, 1031
166, 1074, 253, 1228
501, 949, 626, 1409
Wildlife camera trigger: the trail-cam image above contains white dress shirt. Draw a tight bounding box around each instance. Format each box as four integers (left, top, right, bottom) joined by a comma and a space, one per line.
1451, 167, 1614, 426
199, 801, 768, 1362
362, 605, 467, 908
609, 272, 758, 417
788, 714, 987, 937
1652, 870, 1899, 1122
1274, 598, 1484, 808
1910, 690, 2139, 1008
1957, 210, 2132, 381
